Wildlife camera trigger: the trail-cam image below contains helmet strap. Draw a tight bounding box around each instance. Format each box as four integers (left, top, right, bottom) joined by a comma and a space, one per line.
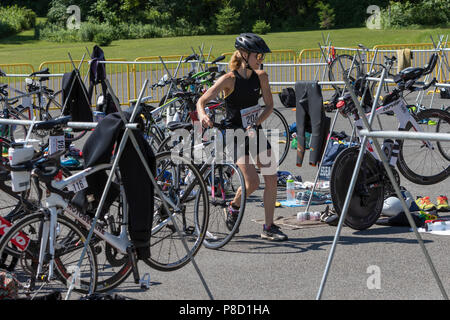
241, 52, 253, 78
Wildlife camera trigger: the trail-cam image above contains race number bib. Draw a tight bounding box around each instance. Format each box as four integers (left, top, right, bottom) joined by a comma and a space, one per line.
240, 104, 261, 128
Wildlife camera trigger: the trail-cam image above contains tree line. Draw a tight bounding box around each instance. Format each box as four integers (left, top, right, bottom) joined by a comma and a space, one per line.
1, 1, 448, 44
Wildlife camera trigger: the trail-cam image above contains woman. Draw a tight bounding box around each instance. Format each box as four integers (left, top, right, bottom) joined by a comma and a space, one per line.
196, 33, 287, 241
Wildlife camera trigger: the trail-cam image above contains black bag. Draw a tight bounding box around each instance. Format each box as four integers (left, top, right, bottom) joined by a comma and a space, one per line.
440, 87, 450, 99
61, 70, 93, 124
278, 87, 296, 108
96, 92, 119, 115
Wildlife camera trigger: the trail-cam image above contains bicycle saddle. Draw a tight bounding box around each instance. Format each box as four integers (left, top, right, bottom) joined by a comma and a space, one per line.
167, 121, 193, 131
394, 53, 438, 83
394, 67, 424, 83
29, 68, 50, 82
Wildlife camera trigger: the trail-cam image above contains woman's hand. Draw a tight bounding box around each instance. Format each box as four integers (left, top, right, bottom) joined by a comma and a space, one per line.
199, 112, 213, 128
246, 123, 258, 138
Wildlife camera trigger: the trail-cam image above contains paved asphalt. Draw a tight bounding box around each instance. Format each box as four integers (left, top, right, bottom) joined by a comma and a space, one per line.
13, 87, 447, 312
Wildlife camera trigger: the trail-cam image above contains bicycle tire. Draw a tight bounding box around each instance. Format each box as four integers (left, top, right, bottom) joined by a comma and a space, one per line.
202, 163, 246, 249
145, 130, 163, 154
397, 109, 450, 185
0, 211, 98, 298
0, 110, 28, 142
143, 151, 209, 271
330, 146, 384, 230
328, 54, 361, 91
260, 107, 290, 167
437, 106, 450, 161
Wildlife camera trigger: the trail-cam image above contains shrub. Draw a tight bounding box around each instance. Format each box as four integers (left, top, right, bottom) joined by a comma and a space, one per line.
215, 5, 240, 34
46, 0, 69, 28
380, 0, 450, 29
38, 24, 79, 42
92, 24, 115, 46
0, 5, 36, 38
316, 1, 335, 29
252, 20, 271, 34
93, 32, 113, 46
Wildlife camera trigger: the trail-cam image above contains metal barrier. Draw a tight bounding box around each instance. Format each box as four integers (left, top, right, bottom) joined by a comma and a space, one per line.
221, 49, 299, 94
38, 58, 127, 106
134, 55, 214, 103
0, 63, 35, 96
0, 43, 448, 106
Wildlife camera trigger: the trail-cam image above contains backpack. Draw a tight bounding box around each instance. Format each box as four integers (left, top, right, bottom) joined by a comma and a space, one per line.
278, 87, 296, 108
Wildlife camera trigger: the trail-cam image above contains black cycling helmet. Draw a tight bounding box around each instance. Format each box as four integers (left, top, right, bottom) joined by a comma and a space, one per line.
235, 33, 271, 53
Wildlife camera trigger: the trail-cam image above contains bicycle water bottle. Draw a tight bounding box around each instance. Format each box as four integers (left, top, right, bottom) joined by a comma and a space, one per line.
296, 211, 320, 222
425, 220, 450, 232
8, 143, 34, 192
286, 175, 295, 203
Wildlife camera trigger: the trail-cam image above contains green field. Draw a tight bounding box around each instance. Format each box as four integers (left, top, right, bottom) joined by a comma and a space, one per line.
0, 26, 449, 69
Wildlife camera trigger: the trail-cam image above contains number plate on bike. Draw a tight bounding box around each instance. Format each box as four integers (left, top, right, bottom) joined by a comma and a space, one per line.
240, 104, 261, 128
67, 177, 88, 193
49, 135, 65, 155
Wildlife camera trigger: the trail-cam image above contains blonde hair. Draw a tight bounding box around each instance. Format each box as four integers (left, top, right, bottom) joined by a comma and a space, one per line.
229, 50, 244, 71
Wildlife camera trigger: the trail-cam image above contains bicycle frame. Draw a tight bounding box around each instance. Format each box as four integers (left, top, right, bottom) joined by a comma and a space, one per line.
353, 96, 427, 166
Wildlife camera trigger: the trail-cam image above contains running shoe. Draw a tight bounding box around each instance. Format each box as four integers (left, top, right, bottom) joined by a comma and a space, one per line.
224, 203, 240, 232
296, 190, 328, 205
415, 196, 436, 211
436, 195, 449, 212
261, 224, 288, 241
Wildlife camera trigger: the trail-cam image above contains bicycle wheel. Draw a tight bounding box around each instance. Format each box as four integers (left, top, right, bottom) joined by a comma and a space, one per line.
328, 54, 361, 91
0, 211, 97, 298
144, 151, 209, 271
0, 110, 28, 142
330, 146, 384, 230
260, 107, 290, 167
437, 106, 450, 161
397, 109, 450, 185
202, 163, 246, 249
145, 130, 163, 154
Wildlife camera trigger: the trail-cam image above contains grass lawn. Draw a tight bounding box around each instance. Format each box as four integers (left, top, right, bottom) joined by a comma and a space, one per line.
0, 26, 449, 70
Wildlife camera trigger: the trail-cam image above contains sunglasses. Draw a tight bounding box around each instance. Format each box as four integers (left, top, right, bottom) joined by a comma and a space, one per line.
255, 53, 266, 60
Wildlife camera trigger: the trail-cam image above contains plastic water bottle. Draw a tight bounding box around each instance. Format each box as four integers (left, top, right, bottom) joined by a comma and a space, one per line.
286, 175, 295, 203
425, 220, 450, 232
185, 169, 195, 185
297, 211, 320, 222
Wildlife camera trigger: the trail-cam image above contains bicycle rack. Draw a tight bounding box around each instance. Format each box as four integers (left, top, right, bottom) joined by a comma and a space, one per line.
64, 76, 214, 300
315, 68, 449, 300
299, 46, 381, 214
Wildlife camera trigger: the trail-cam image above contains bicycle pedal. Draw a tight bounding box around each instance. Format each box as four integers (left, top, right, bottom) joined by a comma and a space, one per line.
140, 273, 151, 290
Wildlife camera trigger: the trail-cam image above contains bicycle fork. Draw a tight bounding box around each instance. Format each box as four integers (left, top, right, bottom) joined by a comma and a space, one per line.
36, 207, 58, 281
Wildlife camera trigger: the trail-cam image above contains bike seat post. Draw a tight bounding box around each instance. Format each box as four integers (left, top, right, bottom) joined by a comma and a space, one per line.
126, 246, 141, 284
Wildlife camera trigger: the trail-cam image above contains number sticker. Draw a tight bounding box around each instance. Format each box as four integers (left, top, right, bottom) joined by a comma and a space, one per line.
67, 177, 88, 193
49, 135, 65, 155
240, 104, 261, 128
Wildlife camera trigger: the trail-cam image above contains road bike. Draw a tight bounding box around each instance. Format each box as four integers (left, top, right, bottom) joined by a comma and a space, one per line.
0, 116, 209, 298
329, 52, 449, 230
155, 120, 246, 249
